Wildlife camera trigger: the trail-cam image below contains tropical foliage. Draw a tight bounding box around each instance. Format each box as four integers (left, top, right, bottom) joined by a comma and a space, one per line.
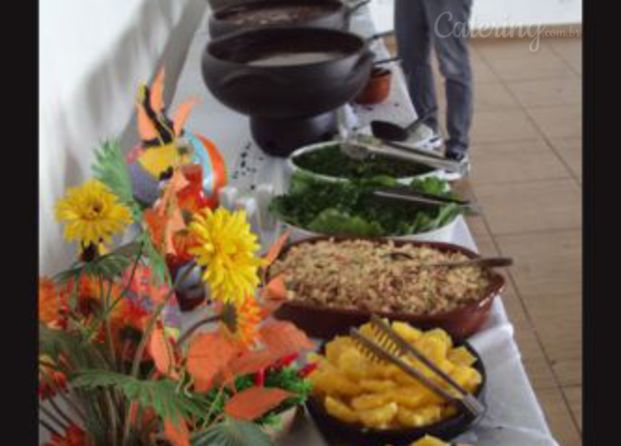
39, 68, 310, 446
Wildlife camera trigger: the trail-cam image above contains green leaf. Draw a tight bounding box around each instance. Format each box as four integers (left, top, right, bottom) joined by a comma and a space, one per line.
306, 208, 383, 237
72, 370, 211, 423
92, 140, 142, 221
39, 323, 109, 370
410, 176, 453, 197
292, 143, 435, 179
415, 203, 461, 233
270, 172, 461, 237
54, 251, 132, 285
139, 232, 171, 285
264, 366, 312, 407
193, 418, 274, 446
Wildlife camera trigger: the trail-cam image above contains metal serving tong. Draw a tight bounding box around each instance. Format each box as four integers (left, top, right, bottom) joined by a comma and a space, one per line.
356, 132, 449, 162
372, 186, 482, 214
350, 315, 486, 419
340, 135, 467, 176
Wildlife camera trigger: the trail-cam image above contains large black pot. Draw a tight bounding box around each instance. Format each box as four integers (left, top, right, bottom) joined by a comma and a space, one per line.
208, 0, 370, 38
201, 27, 373, 156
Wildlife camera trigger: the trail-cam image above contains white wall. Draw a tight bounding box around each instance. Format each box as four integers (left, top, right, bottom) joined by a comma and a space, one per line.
38, 0, 206, 275
369, 0, 582, 34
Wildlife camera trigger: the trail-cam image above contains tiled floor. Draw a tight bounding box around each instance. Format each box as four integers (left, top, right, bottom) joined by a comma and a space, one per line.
387, 35, 582, 444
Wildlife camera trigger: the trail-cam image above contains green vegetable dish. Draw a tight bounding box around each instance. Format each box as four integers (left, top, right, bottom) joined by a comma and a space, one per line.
269, 173, 463, 237
292, 143, 436, 179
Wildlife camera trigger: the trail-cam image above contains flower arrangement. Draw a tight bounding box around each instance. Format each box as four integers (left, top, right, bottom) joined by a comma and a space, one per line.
38, 68, 312, 446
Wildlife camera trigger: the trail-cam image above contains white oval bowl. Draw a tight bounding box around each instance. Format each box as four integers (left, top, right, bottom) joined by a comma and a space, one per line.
286, 141, 444, 185
284, 215, 459, 243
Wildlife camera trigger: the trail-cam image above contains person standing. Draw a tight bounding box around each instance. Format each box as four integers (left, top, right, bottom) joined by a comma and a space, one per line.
394, 0, 474, 169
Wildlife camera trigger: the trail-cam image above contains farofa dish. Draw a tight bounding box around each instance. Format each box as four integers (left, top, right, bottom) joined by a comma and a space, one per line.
269, 239, 492, 315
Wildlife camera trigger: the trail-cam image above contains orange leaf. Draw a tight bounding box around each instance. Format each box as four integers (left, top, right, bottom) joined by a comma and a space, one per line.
128, 401, 140, 426
260, 321, 314, 358
149, 283, 171, 305
148, 325, 177, 379
225, 386, 292, 421
171, 230, 199, 262
151, 169, 189, 255
143, 208, 167, 251
157, 170, 190, 217
164, 208, 187, 255
263, 275, 287, 301
225, 349, 281, 377
187, 331, 237, 392
150, 67, 165, 112
194, 377, 214, 393
164, 417, 190, 446
264, 230, 291, 267
173, 98, 199, 136
196, 135, 228, 202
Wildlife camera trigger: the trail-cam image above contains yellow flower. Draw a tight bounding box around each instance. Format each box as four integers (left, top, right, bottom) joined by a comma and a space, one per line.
188, 208, 263, 304
55, 179, 132, 246
220, 295, 263, 348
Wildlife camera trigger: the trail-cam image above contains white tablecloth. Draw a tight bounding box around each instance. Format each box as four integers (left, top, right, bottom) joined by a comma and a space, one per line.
171, 6, 558, 446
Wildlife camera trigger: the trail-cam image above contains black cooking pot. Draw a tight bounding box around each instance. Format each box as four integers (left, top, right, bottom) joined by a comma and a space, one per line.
201, 27, 373, 156
209, 0, 370, 38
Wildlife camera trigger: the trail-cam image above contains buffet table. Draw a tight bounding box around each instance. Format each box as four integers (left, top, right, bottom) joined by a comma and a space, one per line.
170, 5, 560, 446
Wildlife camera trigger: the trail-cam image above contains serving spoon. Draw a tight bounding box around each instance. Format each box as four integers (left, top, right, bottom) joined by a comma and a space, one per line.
386, 253, 514, 269
371, 106, 438, 142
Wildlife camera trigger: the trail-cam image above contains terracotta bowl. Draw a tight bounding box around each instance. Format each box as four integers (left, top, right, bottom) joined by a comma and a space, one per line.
355, 67, 392, 105
270, 236, 506, 341
306, 341, 487, 445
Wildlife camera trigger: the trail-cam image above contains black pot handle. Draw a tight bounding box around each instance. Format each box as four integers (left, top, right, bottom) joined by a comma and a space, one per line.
344, 50, 374, 83
365, 30, 396, 44
347, 0, 371, 16
373, 56, 401, 66
343, 0, 371, 31
219, 69, 290, 89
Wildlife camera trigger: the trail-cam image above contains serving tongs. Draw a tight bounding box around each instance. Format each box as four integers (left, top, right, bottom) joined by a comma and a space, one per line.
355, 132, 449, 161
340, 134, 468, 176
350, 315, 485, 419
372, 186, 482, 214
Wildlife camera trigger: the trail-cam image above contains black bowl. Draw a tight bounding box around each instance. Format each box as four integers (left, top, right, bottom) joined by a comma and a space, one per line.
202, 26, 372, 119
209, 0, 350, 38
201, 26, 373, 155
306, 341, 487, 446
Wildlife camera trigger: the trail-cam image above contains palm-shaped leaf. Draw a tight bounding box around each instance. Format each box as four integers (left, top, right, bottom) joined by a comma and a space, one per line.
192, 418, 273, 446
71, 370, 211, 423
92, 140, 142, 221
140, 232, 171, 285
54, 250, 133, 286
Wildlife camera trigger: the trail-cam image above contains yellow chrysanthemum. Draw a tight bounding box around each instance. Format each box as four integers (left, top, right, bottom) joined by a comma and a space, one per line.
220, 295, 263, 347
55, 179, 132, 246
188, 208, 263, 304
